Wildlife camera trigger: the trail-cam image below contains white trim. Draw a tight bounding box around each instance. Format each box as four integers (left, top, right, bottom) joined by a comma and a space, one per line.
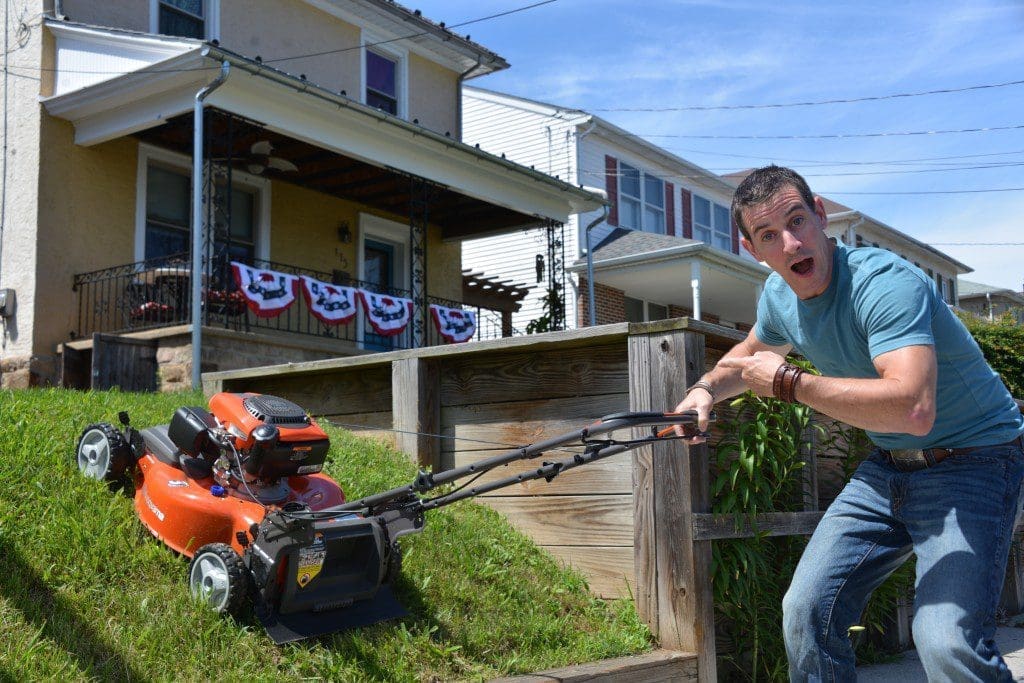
360, 29, 408, 120
150, 0, 220, 40
135, 142, 270, 262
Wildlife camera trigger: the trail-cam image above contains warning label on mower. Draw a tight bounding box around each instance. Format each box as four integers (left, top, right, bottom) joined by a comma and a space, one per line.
297, 532, 326, 588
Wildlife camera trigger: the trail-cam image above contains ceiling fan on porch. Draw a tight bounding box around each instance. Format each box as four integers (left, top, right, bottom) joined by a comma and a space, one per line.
241, 140, 299, 175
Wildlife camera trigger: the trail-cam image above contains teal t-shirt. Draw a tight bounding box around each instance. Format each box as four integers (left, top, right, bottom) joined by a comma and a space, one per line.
754, 243, 1024, 450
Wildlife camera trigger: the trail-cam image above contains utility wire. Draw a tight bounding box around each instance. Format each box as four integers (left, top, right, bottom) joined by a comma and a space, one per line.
8, 0, 558, 76
591, 79, 1024, 112
635, 124, 1024, 140
823, 188, 1024, 195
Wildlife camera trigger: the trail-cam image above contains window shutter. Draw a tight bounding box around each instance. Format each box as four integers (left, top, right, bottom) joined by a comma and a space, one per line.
664, 182, 675, 236
605, 155, 618, 226
731, 214, 740, 254
680, 187, 693, 239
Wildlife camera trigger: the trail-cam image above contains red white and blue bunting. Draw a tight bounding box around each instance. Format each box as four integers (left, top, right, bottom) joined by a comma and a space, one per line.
228, 262, 481, 342
429, 303, 476, 344
358, 290, 414, 336
231, 261, 299, 318
300, 275, 359, 325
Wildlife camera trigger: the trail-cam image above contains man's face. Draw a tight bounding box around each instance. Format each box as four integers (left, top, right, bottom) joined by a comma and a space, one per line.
739, 186, 835, 300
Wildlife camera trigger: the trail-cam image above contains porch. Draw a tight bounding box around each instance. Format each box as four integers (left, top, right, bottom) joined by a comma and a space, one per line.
63, 252, 529, 391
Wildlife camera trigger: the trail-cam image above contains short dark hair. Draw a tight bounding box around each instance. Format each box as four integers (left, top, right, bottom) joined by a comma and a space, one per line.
731, 165, 816, 240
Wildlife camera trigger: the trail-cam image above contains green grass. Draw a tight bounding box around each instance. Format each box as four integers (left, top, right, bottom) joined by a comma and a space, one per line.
0, 388, 651, 682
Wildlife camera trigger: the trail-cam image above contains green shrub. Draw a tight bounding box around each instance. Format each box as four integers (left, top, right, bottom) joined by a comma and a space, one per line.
957, 311, 1024, 399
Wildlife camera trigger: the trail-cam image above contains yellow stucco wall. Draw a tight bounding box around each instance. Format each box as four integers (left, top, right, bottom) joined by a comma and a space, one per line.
36, 116, 138, 352
219, 0, 362, 97
61, 0, 148, 32
407, 52, 459, 137
270, 180, 461, 302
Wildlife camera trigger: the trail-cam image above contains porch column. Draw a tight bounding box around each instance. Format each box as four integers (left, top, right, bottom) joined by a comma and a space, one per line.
409, 178, 432, 348
689, 261, 702, 321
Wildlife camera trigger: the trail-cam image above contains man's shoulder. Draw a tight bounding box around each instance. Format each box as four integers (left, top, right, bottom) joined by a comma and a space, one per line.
845, 246, 926, 286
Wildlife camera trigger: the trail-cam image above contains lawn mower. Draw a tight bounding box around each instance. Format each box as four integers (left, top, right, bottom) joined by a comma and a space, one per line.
75, 392, 709, 644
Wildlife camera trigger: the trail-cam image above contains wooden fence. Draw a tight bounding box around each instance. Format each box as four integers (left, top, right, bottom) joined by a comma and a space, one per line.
203, 319, 1023, 682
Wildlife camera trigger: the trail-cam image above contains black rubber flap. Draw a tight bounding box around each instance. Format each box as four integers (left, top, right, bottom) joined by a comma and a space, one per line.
257, 586, 407, 644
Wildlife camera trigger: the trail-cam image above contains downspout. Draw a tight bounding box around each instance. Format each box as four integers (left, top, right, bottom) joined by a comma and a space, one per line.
986, 292, 993, 322
585, 204, 610, 327
455, 55, 484, 138
191, 59, 230, 390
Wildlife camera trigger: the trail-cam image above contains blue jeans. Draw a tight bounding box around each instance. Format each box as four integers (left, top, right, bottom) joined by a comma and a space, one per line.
783, 440, 1024, 682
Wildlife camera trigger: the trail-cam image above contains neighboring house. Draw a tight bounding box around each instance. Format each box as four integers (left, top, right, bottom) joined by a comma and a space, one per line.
957, 280, 1024, 324
461, 87, 769, 333
722, 172, 972, 307
0, 0, 601, 389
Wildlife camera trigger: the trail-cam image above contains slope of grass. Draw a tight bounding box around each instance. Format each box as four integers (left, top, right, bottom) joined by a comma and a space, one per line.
0, 388, 650, 681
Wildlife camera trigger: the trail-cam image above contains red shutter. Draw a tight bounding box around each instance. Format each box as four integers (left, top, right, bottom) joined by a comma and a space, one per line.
680, 188, 693, 239
731, 214, 740, 254
664, 182, 675, 236
605, 155, 618, 226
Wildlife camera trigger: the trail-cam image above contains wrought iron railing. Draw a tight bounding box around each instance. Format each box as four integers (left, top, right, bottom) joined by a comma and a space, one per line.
72, 252, 510, 350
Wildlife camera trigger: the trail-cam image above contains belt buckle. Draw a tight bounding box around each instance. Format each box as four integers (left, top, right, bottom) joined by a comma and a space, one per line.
887, 448, 927, 472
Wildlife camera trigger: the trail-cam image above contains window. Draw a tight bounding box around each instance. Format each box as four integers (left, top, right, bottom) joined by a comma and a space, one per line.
152, 0, 218, 40
692, 195, 732, 250
365, 50, 398, 115
144, 164, 257, 263
158, 0, 204, 39
625, 296, 669, 323
137, 147, 268, 266
618, 161, 665, 233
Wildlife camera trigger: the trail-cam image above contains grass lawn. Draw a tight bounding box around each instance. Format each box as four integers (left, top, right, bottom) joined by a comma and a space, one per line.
0, 388, 651, 681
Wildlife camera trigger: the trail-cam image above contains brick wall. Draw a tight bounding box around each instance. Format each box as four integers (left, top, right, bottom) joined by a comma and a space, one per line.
577, 278, 626, 326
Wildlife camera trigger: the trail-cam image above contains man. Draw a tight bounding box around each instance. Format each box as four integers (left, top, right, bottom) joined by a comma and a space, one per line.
675, 165, 1024, 681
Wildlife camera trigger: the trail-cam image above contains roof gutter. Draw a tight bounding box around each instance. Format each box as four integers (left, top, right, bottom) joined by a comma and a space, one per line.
191, 58, 230, 390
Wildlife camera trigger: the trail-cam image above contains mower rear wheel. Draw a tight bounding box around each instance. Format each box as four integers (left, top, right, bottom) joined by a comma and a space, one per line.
188, 543, 250, 618
76, 422, 132, 482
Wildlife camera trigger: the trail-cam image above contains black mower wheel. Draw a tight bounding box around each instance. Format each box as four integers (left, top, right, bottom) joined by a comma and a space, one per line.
188, 543, 250, 619
383, 540, 403, 584
75, 422, 132, 482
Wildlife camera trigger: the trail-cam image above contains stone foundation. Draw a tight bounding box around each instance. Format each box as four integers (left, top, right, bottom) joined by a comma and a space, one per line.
1, 353, 57, 389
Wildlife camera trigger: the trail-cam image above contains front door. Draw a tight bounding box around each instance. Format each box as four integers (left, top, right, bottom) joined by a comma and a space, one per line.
363, 238, 401, 350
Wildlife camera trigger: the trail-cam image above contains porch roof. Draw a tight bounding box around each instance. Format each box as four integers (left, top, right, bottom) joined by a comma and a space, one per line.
41, 21, 604, 236
569, 229, 770, 325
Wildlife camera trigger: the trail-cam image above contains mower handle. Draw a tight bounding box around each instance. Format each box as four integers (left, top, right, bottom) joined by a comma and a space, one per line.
333, 410, 712, 515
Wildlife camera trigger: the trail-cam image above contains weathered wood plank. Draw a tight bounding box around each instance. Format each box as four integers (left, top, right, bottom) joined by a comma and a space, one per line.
230, 366, 393, 416
629, 329, 716, 681
441, 393, 629, 452
492, 649, 697, 683
541, 545, 635, 599
392, 357, 440, 468
691, 511, 825, 540
628, 333, 657, 631
449, 449, 632, 496
439, 343, 628, 407
477, 495, 633, 546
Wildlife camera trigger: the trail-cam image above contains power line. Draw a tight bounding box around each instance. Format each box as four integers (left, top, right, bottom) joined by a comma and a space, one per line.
9, 0, 558, 76
635, 124, 1024, 140
822, 188, 1024, 195
931, 242, 1024, 246
590, 79, 1024, 112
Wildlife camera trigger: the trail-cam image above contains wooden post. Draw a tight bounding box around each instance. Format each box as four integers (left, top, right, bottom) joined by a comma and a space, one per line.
628, 328, 716, 681
392, 357, 440, 469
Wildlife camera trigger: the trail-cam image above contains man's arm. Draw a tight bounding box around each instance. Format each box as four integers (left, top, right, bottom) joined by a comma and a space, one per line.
719, 344, 937, 436
673, 328, 791, 438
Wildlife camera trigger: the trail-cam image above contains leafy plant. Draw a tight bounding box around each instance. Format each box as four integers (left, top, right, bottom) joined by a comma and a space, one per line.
957, 310, 1024, 399
525, 285, 564, 334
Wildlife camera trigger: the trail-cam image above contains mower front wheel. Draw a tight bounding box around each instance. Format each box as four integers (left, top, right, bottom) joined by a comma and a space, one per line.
76, 422, 132, 482
188, 543, 250, 619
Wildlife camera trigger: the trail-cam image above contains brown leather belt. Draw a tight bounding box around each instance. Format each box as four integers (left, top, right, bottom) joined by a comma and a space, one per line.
881, 435, 1024, 472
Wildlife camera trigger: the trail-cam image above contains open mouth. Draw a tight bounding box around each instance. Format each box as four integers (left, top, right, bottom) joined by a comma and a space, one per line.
791, 258, 814, 275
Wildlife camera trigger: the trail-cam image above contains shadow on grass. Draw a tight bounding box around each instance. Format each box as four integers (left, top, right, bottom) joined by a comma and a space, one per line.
0, 534, 145, 682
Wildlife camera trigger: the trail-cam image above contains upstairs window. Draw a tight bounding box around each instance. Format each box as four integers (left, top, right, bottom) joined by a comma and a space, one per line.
693, 195, 732, 251
365, 49, 398, 115
618, 161, 665, 233
158, 0, 204, 39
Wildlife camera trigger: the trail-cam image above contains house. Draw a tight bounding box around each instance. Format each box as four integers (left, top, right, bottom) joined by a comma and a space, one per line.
957, 279, 1024, 324
461, 87, 770, 334
0, 0, 602, 390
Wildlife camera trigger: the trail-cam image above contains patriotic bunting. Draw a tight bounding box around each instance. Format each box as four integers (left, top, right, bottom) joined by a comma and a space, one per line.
429, 304, 476, 344
358, 290, 413, 336
300, 276, 359, 325
230, 261, 300, 318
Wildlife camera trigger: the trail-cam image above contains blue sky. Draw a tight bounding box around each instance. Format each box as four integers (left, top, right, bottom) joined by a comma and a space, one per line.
415, 0, 1024, 291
